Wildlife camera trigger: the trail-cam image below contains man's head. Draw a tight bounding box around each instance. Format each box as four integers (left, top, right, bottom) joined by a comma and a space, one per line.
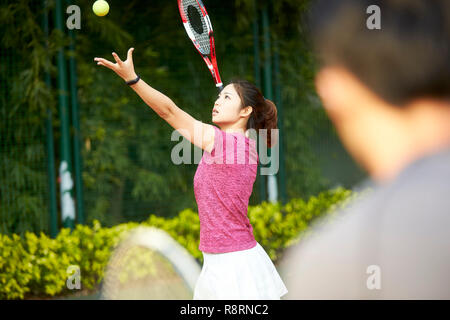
310, 0, 450, 182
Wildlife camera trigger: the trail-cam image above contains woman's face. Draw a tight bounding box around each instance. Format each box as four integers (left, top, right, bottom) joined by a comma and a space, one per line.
212, 84, 243, 124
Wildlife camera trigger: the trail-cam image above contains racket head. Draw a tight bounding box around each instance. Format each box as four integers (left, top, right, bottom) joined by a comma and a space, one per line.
101, 226, 201, 300
178, 0, 212, 56
178, 0, 223, 88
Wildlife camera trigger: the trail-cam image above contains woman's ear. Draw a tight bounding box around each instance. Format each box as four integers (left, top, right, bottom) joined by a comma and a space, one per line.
241, 106, 253, 117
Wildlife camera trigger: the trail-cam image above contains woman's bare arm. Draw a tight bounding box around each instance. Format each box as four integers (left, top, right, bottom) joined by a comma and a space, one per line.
94, 48, 215, 152
94, 48, 171, 118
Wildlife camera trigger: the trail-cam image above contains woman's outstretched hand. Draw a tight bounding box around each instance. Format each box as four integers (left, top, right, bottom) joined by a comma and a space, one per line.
94, 48, 137, 82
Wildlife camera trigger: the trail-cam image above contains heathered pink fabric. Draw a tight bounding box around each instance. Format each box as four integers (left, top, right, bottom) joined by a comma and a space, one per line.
194, 125, 259, 253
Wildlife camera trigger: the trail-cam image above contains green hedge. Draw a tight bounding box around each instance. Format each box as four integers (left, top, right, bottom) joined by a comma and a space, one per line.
0, 187, 355, 299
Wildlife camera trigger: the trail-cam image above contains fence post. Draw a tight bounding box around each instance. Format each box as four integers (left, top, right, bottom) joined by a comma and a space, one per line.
253, 1, 266, 203
66, 0, 85, 225
262, 4, 278, 204
55, 0, 75, 229
274, 38, 287, 205
43, 0, 59, 237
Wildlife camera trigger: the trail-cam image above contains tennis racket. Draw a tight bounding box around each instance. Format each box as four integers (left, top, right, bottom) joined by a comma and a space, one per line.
178, 0, 223, 91
101, 226, 201, 300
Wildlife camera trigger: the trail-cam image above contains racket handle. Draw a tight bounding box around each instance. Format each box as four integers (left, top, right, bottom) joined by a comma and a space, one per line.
217, 83, 224, 92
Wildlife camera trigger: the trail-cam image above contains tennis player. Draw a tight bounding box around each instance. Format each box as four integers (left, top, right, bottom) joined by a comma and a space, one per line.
94, 50, 288, 300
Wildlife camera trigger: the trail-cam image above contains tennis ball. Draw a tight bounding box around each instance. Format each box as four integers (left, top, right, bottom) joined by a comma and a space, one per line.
92, 0, 109, 17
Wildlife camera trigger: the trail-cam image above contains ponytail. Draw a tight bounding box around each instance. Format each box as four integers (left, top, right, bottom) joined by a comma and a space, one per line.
231, 79, 278, 148
261, 98, 278, 148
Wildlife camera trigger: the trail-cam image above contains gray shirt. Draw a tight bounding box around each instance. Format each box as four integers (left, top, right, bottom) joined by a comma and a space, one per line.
280, 147, 450, 299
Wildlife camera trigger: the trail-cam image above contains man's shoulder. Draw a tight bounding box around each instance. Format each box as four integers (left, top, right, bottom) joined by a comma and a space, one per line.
324, 147, 450, 237
386, 147, 450, 194
280, 147, 450, 299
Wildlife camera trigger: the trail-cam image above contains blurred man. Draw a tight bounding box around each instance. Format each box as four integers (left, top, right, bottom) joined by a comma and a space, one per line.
281, 0, 450, 299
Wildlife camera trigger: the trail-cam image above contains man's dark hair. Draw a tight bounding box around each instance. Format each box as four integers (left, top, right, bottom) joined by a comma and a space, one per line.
309, 0, 450, 106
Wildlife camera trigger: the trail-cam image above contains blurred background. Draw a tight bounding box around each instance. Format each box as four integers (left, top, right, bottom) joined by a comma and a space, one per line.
0, 0, 366, 237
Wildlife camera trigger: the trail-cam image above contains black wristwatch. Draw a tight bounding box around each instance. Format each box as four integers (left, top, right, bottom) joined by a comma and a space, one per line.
125, 74, 140, 85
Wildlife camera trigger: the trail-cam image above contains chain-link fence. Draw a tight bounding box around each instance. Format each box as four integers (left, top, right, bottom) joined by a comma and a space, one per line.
0, 0, 52, 236
0, 0, 366, 237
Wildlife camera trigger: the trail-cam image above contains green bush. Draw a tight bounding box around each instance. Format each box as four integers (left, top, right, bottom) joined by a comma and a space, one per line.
249, 187, 355, 261
0, 187, 355, 299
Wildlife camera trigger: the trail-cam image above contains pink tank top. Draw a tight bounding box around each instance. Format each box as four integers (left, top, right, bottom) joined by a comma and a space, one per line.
194, 125, 259, 253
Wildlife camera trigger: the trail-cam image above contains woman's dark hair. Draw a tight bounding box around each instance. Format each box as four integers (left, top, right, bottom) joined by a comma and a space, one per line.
230, 79, 278, 148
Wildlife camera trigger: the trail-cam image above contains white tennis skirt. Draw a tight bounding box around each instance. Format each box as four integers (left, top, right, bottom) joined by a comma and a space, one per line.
193, 242, 288, 300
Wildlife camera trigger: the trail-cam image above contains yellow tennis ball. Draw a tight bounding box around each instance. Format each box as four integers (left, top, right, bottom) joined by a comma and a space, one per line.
93, 0, 109, 17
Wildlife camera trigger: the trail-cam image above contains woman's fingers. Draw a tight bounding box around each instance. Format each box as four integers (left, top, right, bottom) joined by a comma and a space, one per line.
94, 57, 116, 70
111, 52, 123, 65
94, 51, 135, 81
126, 48, 134, 62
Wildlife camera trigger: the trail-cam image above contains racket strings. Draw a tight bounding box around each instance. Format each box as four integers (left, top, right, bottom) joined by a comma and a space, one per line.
181, 0, 210, 55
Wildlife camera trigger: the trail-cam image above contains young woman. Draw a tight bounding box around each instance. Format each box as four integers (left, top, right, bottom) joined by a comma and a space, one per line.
94, 48, 288, 299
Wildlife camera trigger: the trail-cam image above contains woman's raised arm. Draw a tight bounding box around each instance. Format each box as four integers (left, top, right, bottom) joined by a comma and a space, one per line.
94, 48, 171, 118
94, 48, 215, 153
